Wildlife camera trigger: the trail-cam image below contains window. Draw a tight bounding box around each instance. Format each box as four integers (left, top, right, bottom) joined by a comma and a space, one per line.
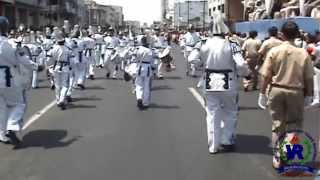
209, 8, 212, 16
221, 4, 225, 13
213, 7, 216, 11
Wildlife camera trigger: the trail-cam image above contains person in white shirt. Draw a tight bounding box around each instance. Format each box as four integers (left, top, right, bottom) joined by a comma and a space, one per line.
200, 13, 249, 154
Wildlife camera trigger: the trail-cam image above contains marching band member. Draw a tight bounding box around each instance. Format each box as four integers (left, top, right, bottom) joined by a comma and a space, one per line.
104, 27, 120, 79
0, 17, 40, 145
183, 24, 201, 76
200, 13, 249, 154
135, 35, 155, 110
24, 31, 44, 89
92, 28, 105, 68
42, 28, 55, 90
82, 30, 96, 80
47, 31, 74, 110
72, 30, 87, 90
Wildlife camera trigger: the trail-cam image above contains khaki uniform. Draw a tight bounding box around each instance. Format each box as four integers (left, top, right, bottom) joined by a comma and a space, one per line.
260, 41, 314, 135
242, 38, 262, 89
258, 37, 282, 63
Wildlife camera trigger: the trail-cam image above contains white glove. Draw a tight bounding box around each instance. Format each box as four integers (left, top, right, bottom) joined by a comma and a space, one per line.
258, 93, 267, 110
304, 96, 313, 106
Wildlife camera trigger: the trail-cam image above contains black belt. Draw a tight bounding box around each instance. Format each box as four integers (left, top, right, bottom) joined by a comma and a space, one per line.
141, 61, 151, 64
78, 51, 83, 63
54, 61, 70, 71
205, 69, 233, 73
0, 65, 12, 87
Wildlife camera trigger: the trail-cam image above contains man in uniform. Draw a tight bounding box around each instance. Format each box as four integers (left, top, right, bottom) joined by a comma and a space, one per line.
242, 30, 262, 91
258, 21, 314, 168
47, 31, 74, 110
135, 36, 155, 110
200, 13, 249, 154
183, 24, 200, 75
258, 26, 282, 66
82, 30, 96, 80
0, 17, 40, 145
104, 27, 120, 79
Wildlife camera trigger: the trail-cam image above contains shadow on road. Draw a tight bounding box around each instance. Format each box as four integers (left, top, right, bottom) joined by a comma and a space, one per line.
18, 130, 80, 149
72, 96, 102, 102
149, 103, 180, 109
68, 104, 97, 109
85, 86, 106, 90
164, 76, 183, 80
151, 85, 174, 91
235, 134, 272, 155
239, 106, 262, 111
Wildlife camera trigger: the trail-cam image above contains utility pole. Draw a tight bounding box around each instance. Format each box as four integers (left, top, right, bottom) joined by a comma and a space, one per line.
187, 0, 190, 25
203, 0, 206, 32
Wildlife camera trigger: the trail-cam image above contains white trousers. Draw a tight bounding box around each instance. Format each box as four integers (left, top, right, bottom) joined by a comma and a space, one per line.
31, 70, 38, 88
53, 71, 70, 104
313, 67, 320, 104
86, 56, 95, 77
74, 63, 87, 85
205, 92, 238, 152
0, 88, 26, 133
67, 69, 75, 97
135, 76, 151, 106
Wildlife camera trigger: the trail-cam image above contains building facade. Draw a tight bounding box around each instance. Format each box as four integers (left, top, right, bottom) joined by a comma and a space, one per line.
208, 0, 243, 24
173, 0, 209, 29
85, 0, 124, 29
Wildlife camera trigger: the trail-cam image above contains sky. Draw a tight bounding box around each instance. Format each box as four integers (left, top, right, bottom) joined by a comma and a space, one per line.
94, 0, 161, 24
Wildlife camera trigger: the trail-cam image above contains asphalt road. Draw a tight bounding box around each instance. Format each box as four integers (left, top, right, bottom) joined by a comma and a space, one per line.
0, 48, 318, 180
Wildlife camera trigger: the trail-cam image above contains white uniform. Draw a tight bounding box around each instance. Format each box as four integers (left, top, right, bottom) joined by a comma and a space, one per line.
42, 37, 55, 88
104, 35, 120, 77
200, 36, 249, 153
65, 38, 77, 97
47, 44, 73, 106
92, 33, 104, 66
0, 35, 38, 137
83, 37, 96, 78
188, 42, 202, 76
135, 46, 155, 106
25, 43, 44, 88
152, 35, 168, 78
73, 38, 87, 87
183, 32, 200, 74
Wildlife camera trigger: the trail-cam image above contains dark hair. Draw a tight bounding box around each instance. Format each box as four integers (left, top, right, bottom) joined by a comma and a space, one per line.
141, 36, 148, 47
306, 33, 316, 44
281, 21, 299, 40
268, 26, 278, 37
249, 31, 258, 38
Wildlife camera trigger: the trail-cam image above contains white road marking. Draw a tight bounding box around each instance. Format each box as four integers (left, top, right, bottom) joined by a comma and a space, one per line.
188, 87, 222, 127
188, 87, 205, 109
22, 100, 56, 131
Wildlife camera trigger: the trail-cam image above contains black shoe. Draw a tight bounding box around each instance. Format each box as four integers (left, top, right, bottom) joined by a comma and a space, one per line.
50, 85, 55, 90
89, 75, 95, 80
66, 96, 72, 103
137, 99, 143, 110
58, 103, 66, 110
77, 84, 85, 90
106, 73, 110, 78
5, 131, 21, 146
244, 87, 248, 92
219, 144, 235, 153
